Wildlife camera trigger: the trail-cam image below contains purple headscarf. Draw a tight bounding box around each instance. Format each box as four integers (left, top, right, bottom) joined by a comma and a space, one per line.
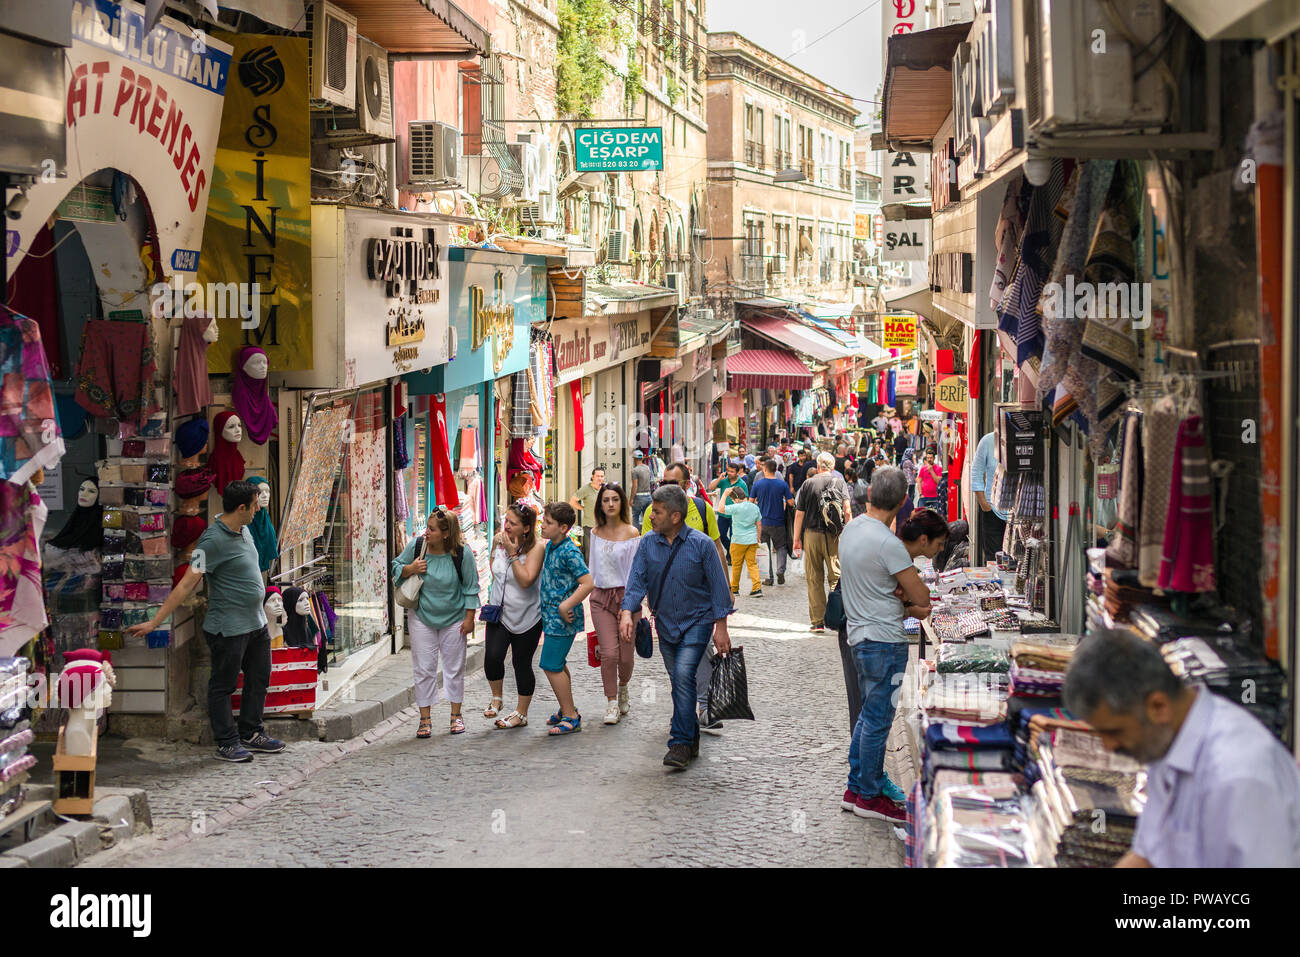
232, 345, 278, 445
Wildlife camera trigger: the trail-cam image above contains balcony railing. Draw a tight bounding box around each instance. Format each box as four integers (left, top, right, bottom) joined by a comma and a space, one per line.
773, 149, 791, 171
840, 168, 853, 190
744, 140, 765, 169
799, 157, 814, 180
740, 254, 766, 284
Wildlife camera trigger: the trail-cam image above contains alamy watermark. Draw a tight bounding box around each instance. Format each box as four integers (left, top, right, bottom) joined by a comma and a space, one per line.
150, 274, 261, 328
1041, 276, 1152, 328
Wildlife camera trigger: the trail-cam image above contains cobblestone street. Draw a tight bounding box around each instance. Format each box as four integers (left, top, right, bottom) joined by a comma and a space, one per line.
87, 550, 911, 867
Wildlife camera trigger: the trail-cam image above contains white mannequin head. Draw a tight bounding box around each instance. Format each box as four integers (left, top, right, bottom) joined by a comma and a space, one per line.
295, 592, 312, 617
242, 351, 269, 379
257, 484, 270, 508
77, 481, 99, 508
221, 415, 243, 444
264, 593, 286, 623
202, 318, 219, 343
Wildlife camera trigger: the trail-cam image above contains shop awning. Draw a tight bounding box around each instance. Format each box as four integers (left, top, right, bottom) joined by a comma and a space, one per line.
585, 281, 680, 315
727, 349, 813, 391
881, 22, 969, 151
331, 0, 490, 56
740, 314, 851, 363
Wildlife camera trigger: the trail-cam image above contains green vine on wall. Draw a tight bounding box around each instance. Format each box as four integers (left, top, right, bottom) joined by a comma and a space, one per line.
624, 42, 643, 115
556, 0, 632, 119
665, 76, 681, 107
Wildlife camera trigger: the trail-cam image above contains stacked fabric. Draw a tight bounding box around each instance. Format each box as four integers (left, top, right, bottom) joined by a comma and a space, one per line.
935, 643, 1009, 674
924, 722, 1016, 777
1008, 700, 1066, 774
1009, 640, 1075, 697
923, 673, 1009, 724
1102, 568, 1157, 621
1162, 636, 1289, 741
1032, 737, 1145, 868
0, 657, 33, 817
930, 783, 1040, 867
1128, 602, 1242, 645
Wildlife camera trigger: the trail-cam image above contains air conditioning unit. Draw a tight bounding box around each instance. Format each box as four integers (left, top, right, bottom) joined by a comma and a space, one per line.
605, 229, 630, 263
407, 121, 462, 188
589, 190, 609, 206
537, 175, 559, 224
465, 154, 510, 199
517, 202, 556, 226
309, 1, 357, 110
696, 307, 715, 323
1022, 0, 1168, 134
506, 142, 539, 201
665, 271, 686, 305
328, 36, 392, 138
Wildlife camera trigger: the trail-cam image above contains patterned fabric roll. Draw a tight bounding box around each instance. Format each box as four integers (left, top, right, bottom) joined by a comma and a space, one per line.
1138, 397, 1180, 587
1106, 410, 1143, 568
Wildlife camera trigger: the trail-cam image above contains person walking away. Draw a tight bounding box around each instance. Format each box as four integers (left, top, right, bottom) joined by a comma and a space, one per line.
569, 467, 605, 561
792, 452, 851, 632
834, 443, 851, 478
970, 430, 1008, 563
718, 485, 763, 597
847, 466, 871, 518
917, 448, 945, 514
588, 484, 641, 724
838, 479, 944, 822
619, 485, 733, 769
752, 459, 794, 585
899, 448, 918, 505
1064, 628, 1300, 867
128, 480, 283, 762
482, 502, 546, 729
392, 506, 480, 737
537, 502, 595, 735
629, 451, 653, 527
787, 445, 814, 496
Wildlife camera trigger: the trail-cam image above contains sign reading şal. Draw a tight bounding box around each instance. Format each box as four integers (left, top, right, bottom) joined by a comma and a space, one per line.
882, 314, 917, 349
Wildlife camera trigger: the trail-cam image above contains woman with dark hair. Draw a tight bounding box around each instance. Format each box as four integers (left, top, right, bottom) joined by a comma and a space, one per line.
483, 501, 547, 729
897, 507, 949, 557
588, 483, 641, 724
934, 519, 970, 573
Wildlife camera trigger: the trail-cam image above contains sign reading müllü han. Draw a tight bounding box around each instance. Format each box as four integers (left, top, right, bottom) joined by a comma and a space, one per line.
575, 127, 664, 171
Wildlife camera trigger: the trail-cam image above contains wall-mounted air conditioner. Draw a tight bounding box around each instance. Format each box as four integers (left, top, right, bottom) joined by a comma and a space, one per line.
406, 121, 462, 188
537, 175, 559, 225
606, 229, 630, 263
328, 36, 392, 139
507, 142, 540, 201
309, 1, 357, 110
465, 155, 510, 199
1022, 0, 1168, 134
665, 271, 686, 305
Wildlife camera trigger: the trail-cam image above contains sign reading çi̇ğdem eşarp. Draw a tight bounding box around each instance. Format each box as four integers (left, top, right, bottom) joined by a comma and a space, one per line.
575, 127, 664, 171
7, 0, 230, 277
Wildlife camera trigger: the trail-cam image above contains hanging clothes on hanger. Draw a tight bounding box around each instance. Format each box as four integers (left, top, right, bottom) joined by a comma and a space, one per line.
0, 482, 49, 656
1138, 395, 1180, 587
429, 394, 460, 508
173, 313, 214, 417
1106, 409, 1143, 568
1, 308, 65, 485
73, 318, 159, 425
1158, 413, 1216, 593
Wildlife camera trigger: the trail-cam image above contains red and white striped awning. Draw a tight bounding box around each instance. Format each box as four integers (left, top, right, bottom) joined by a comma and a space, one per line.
727, 349, 813, 391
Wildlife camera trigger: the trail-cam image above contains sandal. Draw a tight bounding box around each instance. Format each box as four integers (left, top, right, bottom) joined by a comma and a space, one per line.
494, 710, 528, 729
545, 709, 565, 726
483, 696, 503, 718
449, 715, 466, 735
547, 714, 582, 735
416, 717, 432, 739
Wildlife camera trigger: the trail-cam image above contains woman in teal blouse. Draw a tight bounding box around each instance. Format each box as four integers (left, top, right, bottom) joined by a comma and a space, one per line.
391, 507, 480, 737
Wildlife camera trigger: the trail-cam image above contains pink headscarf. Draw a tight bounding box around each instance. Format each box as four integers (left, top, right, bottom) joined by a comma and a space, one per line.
232, 345, 278, 444
210, 409, 246, 495
173, 313, 214, 416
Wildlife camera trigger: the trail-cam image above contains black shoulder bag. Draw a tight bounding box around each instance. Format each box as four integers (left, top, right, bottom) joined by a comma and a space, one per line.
637, 530, 687, 657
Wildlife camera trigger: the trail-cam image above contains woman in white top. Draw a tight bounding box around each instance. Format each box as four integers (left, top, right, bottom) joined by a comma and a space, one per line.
482, 501, 546, 729
588, 483, 642, 725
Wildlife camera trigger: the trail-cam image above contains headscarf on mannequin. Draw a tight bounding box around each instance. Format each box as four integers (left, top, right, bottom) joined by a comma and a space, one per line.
281, 586, 319, 649
174, 312, 214, 417
209, 410, 246, 495
232, 345, 278, 444
246, 476, 278, 572
49, 481, 102, 550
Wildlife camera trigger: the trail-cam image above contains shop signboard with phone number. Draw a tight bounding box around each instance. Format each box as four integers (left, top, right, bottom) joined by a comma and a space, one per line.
575, 127, 664, 171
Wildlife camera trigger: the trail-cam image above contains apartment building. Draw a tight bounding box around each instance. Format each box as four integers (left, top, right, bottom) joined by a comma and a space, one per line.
704, 32, 858, 306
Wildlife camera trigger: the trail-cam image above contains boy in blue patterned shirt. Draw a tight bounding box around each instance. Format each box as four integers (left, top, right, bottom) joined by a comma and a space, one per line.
538, 502, 595, 735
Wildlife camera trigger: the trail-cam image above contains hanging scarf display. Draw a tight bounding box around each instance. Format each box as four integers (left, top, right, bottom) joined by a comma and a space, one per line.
1157, 416, 1216, 593
281, 586, 319, 649
231, 345, 278, 444
997, 160, 1066, 366
429, 394, 460, 508
0, 482, 49, 656
49, 484, 103, 550
209, 410, 246, 494
1105, 411, 1143, 568
393, 415, 411, 470
246, 476, 278, 572
1138, 397, 1179, 587
173, 313, 214, 417
1, 308, 65, 484
989, 174, 1028, 311
968, 331, 981, 401
73, 318, 159, 425
886, 370, 897, 407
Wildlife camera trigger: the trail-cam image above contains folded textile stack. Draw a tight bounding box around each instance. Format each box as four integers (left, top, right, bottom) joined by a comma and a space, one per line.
1162, 636, 1289, 741
1128, 603, 1241, 645
0, 657, 33, 818
1102, 568, 1156, 621
923, 673, 1009, 725
1009, 640, 1076, 698
935, 643, 1010, 674
924, 721, 1016, 778
1008, 701, 1067, 775
930, 784, 1040, 867
1032, 741, 1145, 868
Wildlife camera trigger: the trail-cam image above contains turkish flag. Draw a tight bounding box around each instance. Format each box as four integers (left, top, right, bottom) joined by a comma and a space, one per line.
430, 394, 460, 508
571, 380, 585, 451
968, 331, 981, 400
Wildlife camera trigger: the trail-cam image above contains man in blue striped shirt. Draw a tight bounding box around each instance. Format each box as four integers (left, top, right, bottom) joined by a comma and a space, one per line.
621, 483, 734, 769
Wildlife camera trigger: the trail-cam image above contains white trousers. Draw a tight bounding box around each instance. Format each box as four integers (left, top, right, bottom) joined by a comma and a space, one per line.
409, 614, 466, 707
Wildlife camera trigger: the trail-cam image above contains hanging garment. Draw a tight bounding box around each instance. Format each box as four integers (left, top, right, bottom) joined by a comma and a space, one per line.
1106, 411, 1143, 568
73, 319, 159, 425
866, 373, 877, 404
886, 370, 896, 406
281, 586, 319, 649
393, 415, 411, 470
989, 173, 1028, 311
512, 368, 533, 437
968, 331, 981, 400
7, 225, 62, 379
0, 482, 49, 656
231, 345, 278, 444
507, 436, 543, 487
1158, 416, 1216, 593
1138, 397, 1179, 587
209, 410, 246, 495
49, 495, 103, 551
54, 393, 89, 441
997, 160, 1066, 366
570, 380, 584, 452
246, 476, 278, 572
173, 313, 214, 417
429, 394, 460, 508
1, 310, 65, 485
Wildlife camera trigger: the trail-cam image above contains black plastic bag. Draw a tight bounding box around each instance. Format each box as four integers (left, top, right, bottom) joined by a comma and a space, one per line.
706, 646, 755, 724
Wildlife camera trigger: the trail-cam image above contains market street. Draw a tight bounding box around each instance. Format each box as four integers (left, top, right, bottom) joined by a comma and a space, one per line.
86, 557, 909, 868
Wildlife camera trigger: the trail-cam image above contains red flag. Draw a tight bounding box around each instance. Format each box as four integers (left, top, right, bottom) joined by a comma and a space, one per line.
968, 331, 982, 400
570, 380, 585, 451
430, 394, 460, 508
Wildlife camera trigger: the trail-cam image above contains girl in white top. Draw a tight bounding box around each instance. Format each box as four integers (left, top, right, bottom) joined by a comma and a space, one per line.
482, 501, 547, 729
588, 483, 642, 725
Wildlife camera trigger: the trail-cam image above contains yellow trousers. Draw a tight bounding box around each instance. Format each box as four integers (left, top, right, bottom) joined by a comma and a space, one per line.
730, 542, 762, 592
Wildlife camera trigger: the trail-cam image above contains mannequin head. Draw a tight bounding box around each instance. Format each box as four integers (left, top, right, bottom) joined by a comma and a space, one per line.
77, 480, 99, 508
221, 414, 243, 444
242, 350, 269, 380
294, 592, 312, 616
264, 592, 286, 624
202, 318, 219, 343
257, 483, 271, 509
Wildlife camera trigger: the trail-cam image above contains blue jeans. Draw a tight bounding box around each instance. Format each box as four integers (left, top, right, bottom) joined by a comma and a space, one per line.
846, 639, 909, 797
659, 620, 713, 747
632, 493, 652, 527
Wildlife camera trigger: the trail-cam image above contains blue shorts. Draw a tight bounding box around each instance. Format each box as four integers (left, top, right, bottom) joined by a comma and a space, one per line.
539, 631, 578, 672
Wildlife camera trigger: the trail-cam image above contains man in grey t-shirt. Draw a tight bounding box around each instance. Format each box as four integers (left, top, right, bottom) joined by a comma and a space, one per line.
629, 451, 653, 526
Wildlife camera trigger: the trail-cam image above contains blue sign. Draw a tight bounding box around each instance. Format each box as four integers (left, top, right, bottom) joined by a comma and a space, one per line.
72, 0, 231, 95
171, 248, 199, 272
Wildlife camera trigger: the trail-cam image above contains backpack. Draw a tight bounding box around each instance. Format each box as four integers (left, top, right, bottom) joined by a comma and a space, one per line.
819, 477, 846, 536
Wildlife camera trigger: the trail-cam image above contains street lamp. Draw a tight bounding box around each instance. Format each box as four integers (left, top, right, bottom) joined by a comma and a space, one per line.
773, 167, 806, 183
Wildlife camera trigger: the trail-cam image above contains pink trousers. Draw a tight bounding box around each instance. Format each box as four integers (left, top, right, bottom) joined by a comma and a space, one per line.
589, 586, 636, 699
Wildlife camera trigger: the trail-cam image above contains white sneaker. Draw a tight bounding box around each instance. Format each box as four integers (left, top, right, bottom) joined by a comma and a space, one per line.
618, 684, 630, 715
604, 700, 621, 724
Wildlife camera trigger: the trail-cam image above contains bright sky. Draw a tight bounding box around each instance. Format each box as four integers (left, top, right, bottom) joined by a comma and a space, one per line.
704, 0, 885, 121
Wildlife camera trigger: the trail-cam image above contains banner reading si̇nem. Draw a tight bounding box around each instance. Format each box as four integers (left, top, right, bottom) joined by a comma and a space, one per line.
575, 127, 663, 171
883, 314, 917, 350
